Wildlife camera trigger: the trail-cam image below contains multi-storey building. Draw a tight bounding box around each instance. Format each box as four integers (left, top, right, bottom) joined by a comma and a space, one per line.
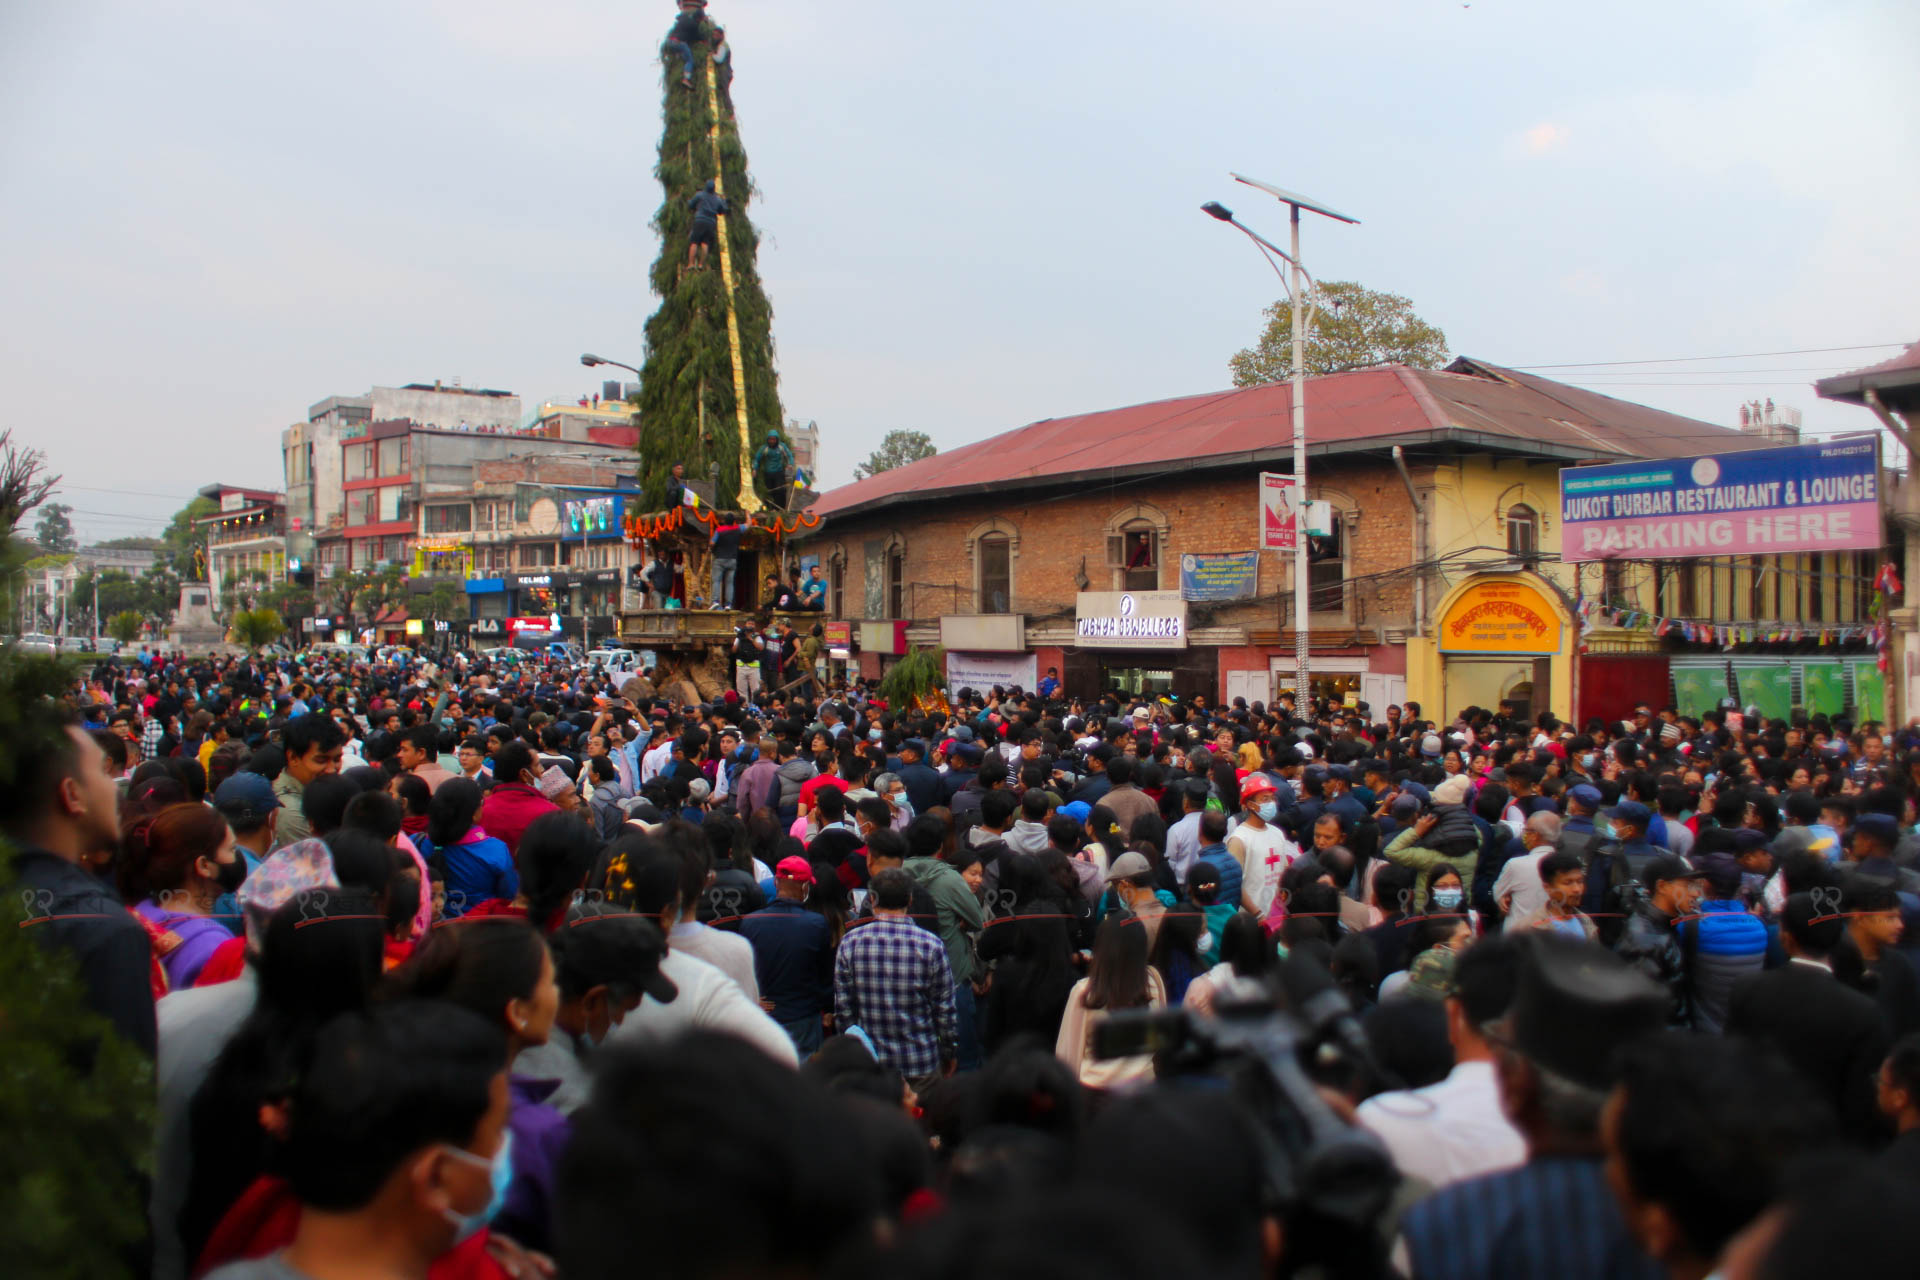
281, 382, 637, 622
795, 358, 1902, 724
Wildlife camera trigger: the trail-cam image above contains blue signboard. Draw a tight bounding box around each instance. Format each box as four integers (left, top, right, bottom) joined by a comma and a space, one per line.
1179, 551, 1259, 601
1561, 437, 1880, 563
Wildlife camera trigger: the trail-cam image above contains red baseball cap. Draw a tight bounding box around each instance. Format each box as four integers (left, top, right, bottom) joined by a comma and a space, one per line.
775, 856, 815, 883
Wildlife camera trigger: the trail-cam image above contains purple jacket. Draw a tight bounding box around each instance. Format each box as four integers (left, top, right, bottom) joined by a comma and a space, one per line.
495, 1074, 570, 1253
735, 757, 781, 817
135, 900, 234, 990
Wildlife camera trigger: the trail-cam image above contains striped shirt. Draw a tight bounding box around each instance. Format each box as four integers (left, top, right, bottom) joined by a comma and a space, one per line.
1400, 1154, 1662, 1280
834, 914, 955, 1077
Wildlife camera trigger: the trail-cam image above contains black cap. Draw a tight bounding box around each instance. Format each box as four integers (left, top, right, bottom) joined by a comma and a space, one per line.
1506, 933, 1668, 1091
1642, 855, 1708, 888
552, 907, 677, 1004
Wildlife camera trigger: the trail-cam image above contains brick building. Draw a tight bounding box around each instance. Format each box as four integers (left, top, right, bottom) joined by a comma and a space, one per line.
794, 358, 1830, 717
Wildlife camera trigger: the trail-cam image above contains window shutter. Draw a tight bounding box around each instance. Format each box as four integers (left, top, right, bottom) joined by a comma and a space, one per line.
1106, 534, 1124, 568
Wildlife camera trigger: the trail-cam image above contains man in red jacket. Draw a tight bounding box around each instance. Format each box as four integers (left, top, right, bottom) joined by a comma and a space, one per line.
478, 741, 557, 856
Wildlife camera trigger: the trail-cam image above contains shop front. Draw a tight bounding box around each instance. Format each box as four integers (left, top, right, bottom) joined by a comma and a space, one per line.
1408, 574, 1572, 723
940, 615, 1033, 695
1062, 590, 1217, 700
1267, 655, 1406, 714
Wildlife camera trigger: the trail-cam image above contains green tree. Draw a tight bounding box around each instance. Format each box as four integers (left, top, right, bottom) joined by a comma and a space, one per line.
854, 429, 938, 481
229, 606, 285, 649
0, 432, 152, 1278
422, 580, 461, 624
1229, 280, 1449, 386
158, 496, 217, 577
135, 567, 180, 632
33, 502, 75, 553
633, 20, 783, 512
262, 580, 314, 624
107, 610, 142, 644
72, 570, 143, 630
93, 536, 161, 551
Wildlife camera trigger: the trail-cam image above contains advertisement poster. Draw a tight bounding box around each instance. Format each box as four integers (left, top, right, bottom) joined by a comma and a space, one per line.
946, 651, 1037, 693
1259, 473, 1297, 551
1672, 665, 1732, 718
1739, 664, 1794, 724
1851, 660, 1887, 718
1561, 437, 1880, 563
1802, 660, 1847, 716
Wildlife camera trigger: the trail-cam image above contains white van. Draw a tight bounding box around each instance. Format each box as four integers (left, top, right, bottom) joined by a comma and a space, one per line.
585, 647, 639, 674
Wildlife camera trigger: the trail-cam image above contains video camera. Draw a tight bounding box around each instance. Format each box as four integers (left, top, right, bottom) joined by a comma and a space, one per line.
1092, 950, 1401, 1277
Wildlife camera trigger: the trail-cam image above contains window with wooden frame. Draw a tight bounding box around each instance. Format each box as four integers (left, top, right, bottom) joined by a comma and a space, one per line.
978, 534, 1011, 613
1506, 504, 1540, 558
1108, 524, 1159, 592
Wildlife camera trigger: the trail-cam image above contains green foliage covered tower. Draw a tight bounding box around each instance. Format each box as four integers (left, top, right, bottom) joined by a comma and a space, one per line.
635, 10, 783, 513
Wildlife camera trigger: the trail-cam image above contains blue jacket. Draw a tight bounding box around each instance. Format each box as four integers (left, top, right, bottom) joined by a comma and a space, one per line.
740, 897, 834, 1022
1194, 842, 1243, 907
1676, 897, 1769, 1034
423, 832, 518, 916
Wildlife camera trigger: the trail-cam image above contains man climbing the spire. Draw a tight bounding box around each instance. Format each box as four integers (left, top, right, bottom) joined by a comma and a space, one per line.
663, 0, 713, 91
753, 431, 795, 510
686, 179, 729, 271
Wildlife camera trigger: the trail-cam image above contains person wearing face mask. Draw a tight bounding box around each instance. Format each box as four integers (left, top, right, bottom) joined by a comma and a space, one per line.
1423, 865, 1476, 931
380, 918, 567, 1255
199, 1001, 524, 1280
1227, 774, 1296, 920
871, 771, 914, 830
123, 802, 250, 991
514, 902, 677, 1117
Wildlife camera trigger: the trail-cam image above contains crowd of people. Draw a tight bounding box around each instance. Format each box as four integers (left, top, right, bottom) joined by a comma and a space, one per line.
11, 639, 1920, 1278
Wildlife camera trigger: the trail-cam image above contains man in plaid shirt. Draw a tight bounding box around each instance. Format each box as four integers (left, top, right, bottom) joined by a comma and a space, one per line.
834, 868, 956, 1086
140, 710, 167, 765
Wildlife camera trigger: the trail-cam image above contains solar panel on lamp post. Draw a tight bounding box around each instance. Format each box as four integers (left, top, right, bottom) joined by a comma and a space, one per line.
1203, 176, 1358, 714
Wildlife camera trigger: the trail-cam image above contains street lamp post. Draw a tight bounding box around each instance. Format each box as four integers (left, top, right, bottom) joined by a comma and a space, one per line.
1202, 176, 1358, 714
580, 353, 642, 383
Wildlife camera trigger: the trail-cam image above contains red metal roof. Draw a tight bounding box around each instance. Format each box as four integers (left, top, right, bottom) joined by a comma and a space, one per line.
1815, 340, 1920, 405
809, 359, 1758, 522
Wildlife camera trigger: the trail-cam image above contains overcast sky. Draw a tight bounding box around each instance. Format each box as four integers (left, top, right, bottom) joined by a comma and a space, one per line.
3, 0, 1915, 544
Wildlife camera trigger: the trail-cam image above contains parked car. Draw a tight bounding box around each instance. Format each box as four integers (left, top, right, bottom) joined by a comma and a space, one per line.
14, 633, 57, 655
305, 642, 370, 663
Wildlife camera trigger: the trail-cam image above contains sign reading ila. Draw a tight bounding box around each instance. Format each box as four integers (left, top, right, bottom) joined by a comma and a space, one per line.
1075, 590, 1188, 649
1560, 437, 1881, 563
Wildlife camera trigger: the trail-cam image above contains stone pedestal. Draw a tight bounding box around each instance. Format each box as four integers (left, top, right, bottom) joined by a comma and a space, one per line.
166, 582, 225, 651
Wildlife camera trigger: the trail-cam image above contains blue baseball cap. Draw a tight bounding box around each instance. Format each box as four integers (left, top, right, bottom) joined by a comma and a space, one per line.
1568, 784, 1603, 811
1854, 812, 1900, 847
213, 771, 282, 824
1059, 801, 1092, 824
1603, 800, 1653, 827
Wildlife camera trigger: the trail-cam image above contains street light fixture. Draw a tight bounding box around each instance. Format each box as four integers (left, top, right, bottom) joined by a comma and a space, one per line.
1203, 174, 1358, 713
580, 353, 642, 380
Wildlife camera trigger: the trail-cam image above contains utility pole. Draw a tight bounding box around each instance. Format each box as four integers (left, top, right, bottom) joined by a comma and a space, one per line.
1288, 200, 1309, 708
